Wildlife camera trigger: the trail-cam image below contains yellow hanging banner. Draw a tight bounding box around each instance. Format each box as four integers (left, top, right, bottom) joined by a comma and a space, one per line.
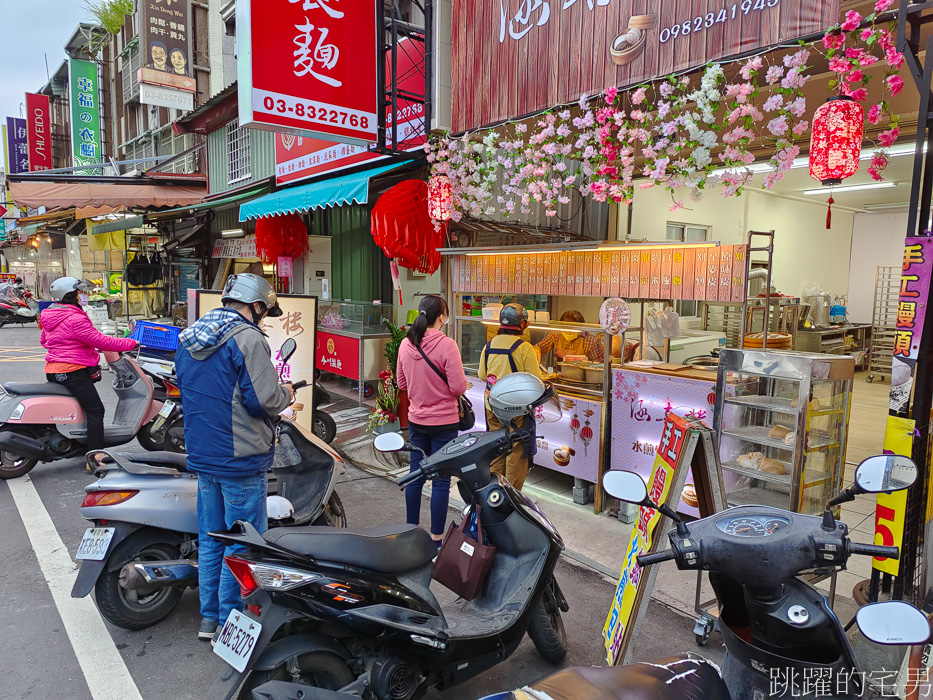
873, 416, 913, 576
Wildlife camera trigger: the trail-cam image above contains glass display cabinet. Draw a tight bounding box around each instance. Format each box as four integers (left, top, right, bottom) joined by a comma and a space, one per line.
316, 301, 394, 402
713, 348, 854, 515
318, 301, 393, 336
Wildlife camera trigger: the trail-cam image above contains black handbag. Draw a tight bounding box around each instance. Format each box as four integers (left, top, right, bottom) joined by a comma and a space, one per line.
415, 344, 476, 431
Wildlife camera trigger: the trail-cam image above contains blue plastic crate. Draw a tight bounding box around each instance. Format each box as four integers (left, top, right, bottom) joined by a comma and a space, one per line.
38, 300, 55, 311
129, 321, 181, 351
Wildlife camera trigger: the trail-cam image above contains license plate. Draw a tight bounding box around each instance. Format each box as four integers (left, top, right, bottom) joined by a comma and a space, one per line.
158, 400, 176, 418
214, 609, 262, 672
75, 527, 115, 561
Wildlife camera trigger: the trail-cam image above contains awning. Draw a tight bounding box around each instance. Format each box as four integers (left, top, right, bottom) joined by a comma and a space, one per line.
16, 208, 77, 225
148, 185, 269, 221
239, 164, 401, 221
9, 181, 207, 212
92, 216, 145, 234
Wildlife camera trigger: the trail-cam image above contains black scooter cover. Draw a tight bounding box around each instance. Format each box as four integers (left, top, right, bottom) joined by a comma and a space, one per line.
520, 654, 730, 700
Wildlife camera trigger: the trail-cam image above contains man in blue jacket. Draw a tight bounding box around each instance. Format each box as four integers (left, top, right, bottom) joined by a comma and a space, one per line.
176, 273, 293, 640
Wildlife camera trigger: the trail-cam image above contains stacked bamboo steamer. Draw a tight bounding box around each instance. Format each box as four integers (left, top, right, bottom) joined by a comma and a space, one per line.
743, 332, 793, 349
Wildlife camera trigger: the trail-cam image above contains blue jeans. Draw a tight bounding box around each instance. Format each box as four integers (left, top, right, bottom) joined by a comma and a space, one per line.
196, 472, 267, 624
405, 425, 459, 537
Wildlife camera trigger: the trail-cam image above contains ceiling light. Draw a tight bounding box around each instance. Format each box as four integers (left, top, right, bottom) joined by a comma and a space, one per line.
221, 228, 246, 239
803, 182, 897, 196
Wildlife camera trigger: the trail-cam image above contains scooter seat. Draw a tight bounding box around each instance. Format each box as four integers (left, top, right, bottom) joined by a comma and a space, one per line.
114, 451, 189, 471
4, 382, 73, 397
263, 524, 437, 574
522, 655, 730, 700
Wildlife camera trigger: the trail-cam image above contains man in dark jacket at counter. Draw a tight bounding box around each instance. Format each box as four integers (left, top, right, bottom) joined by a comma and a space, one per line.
176, 273, 294, 641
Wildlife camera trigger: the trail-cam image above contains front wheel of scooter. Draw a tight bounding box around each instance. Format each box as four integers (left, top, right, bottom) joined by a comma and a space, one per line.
527, 586, 568, 663
311, 411, 337, 445
95, 541, 185, 630
312, 492, 347, 528
136, 421, 164, 451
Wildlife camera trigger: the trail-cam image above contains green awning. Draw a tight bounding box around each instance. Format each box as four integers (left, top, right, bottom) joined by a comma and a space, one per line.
239, 164, 400, 221
151, 186, 270, 219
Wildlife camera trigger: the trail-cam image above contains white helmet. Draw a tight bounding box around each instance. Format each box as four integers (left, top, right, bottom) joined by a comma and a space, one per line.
50, 277, 92, 301
266, 495, 295, 521
222, 273, 283, 317
488, 373, 556, 424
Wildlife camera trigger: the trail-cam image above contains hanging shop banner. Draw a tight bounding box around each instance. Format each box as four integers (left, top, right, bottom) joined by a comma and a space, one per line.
603, 412, 690, 665
873, 416, 913, 577
5, 117, 29, 174
68, 59, 102, 174
452, 0, 840, 132
25, 93, 52, 171
238, 0, 379, 145
890, 238, 933, 414
453, 245, 747, 303
275, 36, 426, 185
197, 290, 318, 427
140, 0, 196, 92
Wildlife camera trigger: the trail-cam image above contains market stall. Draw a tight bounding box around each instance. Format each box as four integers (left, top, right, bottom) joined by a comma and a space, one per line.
316, 301, 394, 402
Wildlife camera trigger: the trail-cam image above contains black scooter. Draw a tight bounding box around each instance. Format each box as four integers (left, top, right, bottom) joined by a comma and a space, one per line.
208, 392, 569, 700
474, 454, 927, 700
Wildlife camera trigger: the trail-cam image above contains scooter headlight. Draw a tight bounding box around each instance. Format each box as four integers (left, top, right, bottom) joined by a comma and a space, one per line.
8, 404, 25, 421
249, 563, 321, 591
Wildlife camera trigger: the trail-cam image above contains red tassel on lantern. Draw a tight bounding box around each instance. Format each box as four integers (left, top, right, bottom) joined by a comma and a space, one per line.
428, 175, 453, 221
809, 96, 864, 186
254, 213, 309, 264
826, 196, 834, 230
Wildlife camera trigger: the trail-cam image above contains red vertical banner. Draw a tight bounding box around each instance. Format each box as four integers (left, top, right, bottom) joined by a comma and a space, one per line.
660, 248, 673, 299
731, 246, 748, 303
719, 246, 733, 303
618, 250, 630, 297
558, 252, 568, 295
671, 248, 684, 300
693, 248, 707, 301
682, 249, 696, 301
508, 255, 517, 290
600, 252, 611, 296
638, 251, 650, 298
610, 250, 622, 297
459, 256, 466, 291
574, 252, 585, 296
706, 248, 720, 301
522, 254, 531, 294
25, 93, 52, 171
494, 255, 503, 294
534, 254, 543, 294
542, 254, 551, 295
649, 249, 661, 299
485, 256, 493, 293
584, 252, 594, 296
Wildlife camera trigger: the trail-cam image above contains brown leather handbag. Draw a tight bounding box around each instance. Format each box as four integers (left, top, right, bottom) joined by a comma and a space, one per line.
431, 504, 496, 600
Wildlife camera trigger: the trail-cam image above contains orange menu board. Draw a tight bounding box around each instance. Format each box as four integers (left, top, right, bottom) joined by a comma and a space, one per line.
450, 245, 748, 302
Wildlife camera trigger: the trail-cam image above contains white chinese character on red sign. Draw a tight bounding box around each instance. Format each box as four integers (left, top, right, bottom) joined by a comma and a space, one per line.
289, 0, 344, 19
294, 20, 341, 87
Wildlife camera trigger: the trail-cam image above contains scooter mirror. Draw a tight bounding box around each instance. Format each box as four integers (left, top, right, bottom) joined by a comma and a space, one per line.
855, 455, 918, 494
856, 601, 930, 646
373, 432, 406, 453
280, 338, 298, 364
603, 470, 649, 506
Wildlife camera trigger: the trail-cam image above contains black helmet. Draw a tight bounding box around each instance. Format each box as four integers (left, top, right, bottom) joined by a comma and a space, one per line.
499, 303, 528, 330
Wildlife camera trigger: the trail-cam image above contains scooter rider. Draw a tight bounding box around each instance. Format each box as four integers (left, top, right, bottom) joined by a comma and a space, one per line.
39, 277, 139, 451
175, 273, 294, 641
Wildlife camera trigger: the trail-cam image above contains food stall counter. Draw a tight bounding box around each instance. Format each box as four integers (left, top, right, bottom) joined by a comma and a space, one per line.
316, 301, 393, 402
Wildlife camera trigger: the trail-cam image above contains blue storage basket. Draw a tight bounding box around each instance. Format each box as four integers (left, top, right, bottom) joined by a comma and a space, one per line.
129, 321, 181, 351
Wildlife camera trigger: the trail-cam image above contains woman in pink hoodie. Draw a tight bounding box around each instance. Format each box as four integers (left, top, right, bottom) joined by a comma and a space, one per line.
396, 295, 468, 544
39, 277, 138, 450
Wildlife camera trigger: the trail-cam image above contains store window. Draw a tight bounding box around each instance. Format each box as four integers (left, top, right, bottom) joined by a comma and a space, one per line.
226, 119, 251, 184
667, 222, 710, 317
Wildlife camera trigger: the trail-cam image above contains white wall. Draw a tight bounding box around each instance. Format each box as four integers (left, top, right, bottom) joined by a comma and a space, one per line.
628, 184, 749, 244
847, 212, 908, 323
397, 268, 443, 326
304, 236, 332, 299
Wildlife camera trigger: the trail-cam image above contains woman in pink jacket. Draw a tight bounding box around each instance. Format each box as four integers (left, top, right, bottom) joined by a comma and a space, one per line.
39, 277, 138, 450
396, 295, 468, 545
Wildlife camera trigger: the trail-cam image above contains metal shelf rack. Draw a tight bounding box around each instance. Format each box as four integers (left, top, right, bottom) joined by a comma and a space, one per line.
867, 266, 900, 383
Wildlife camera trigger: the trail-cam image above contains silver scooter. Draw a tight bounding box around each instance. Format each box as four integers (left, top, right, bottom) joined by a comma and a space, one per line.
70, 340, 347, 630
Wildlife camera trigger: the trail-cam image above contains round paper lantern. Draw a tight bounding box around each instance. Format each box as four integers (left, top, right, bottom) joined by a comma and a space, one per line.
428, 175, 453, 221
809, 96, 864, 186
372, 180, 445, 274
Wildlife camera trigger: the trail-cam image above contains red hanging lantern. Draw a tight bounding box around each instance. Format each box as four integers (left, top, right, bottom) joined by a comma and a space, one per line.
808, 96, 864, 186
254, 213, 309, 264
427, 175, 453, 221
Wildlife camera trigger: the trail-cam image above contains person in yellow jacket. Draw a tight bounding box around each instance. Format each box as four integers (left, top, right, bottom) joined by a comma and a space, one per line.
478, 303, 541, 489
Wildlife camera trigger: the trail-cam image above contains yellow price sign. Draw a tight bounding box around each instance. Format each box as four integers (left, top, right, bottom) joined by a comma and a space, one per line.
873, 416, 913, 576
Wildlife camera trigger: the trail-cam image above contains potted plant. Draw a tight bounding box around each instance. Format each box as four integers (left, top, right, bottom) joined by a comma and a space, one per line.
368, 370, 400, 434
382, 319, 410, 428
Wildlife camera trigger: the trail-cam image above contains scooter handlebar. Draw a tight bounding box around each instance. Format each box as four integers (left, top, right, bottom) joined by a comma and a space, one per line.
848, 541, 899, 560
397, 467, 427, 489
291, 380, 308, 391
636, 549, 676, 567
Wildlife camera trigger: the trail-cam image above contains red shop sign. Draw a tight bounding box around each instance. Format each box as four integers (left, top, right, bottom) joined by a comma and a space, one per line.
238, 0, 378, 145
316, 330, 360, 380
25, 93, 52, 171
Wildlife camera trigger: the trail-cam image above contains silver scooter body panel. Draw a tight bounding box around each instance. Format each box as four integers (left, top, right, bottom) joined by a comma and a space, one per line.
84, 466, 199, 534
